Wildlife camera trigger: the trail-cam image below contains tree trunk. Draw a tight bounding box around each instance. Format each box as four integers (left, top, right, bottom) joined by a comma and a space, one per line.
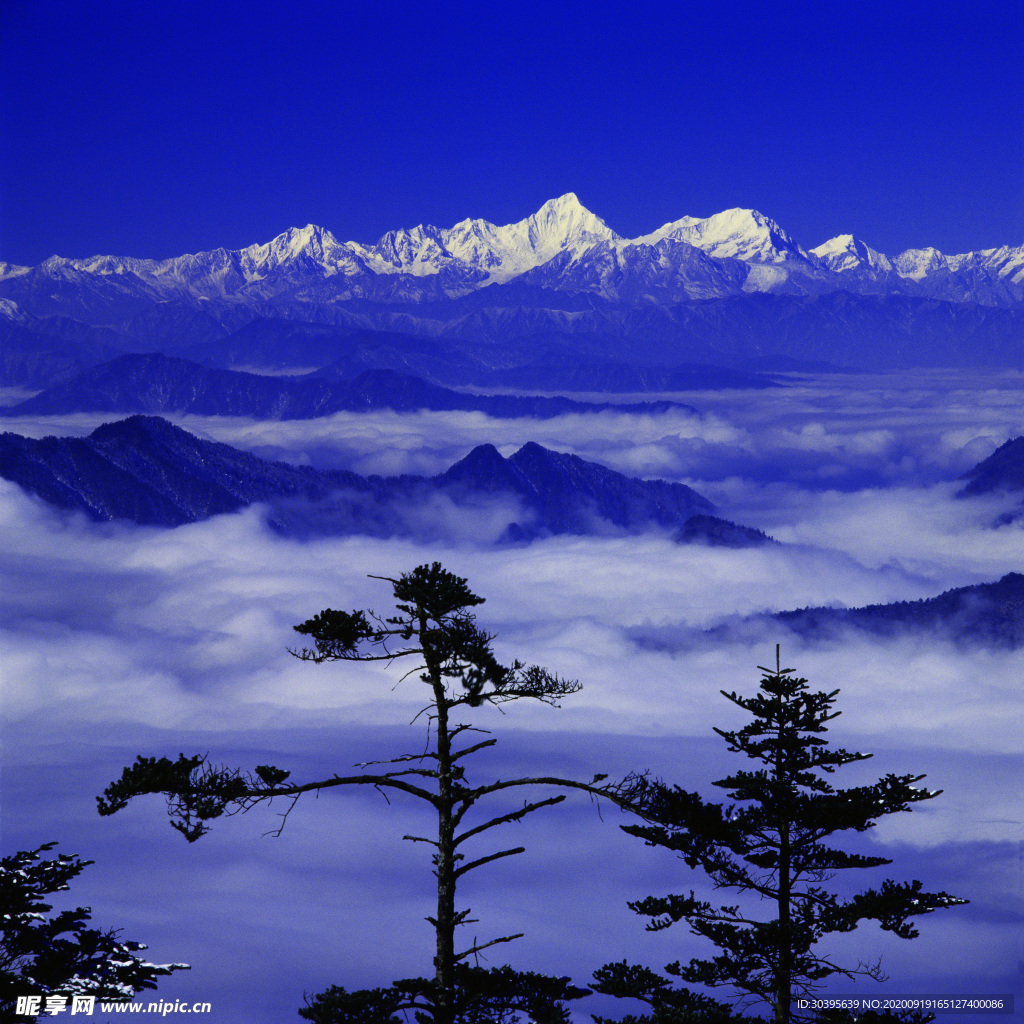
777, 821, 791, 1024
427, 612, 456, 1024
776, 648, 791, 1024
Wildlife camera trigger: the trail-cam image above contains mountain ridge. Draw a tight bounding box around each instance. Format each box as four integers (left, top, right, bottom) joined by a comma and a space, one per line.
4, 194, 1021, 309
6, 352, 697, 420
770, 573, 1024, 649
0, 415, 769, 546
4, 195, 1020, 380
956, 435, 1024, 523
629, 572, 1024, 651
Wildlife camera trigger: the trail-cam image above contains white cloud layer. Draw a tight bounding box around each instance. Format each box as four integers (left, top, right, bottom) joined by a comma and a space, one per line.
8, 369, 1022, 486
2, 369, 1021, 1023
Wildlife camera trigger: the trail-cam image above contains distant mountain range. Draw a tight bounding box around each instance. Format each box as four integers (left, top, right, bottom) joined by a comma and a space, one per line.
769, 572, 1024, 648
2, 195, 1021, 384
0, 415, 771, 545
4, 195, 1021, 307
629, 572, 1024, 651
5, 353, 697, 420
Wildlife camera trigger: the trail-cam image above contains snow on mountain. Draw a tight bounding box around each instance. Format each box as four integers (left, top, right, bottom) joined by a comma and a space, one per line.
244, 224, 350, 271
71, 254, 158, 276
635, 208, 812, 266
3, 225, 375, 304
892, 244, 1023, 284
436, 217, 516, 276
893, 246, 948, 281
2, 196, 1021, 308
348, 192, 622, 285
521, 236, 749, 302
629, 208, 834, 295
982, 245, 1024, 286
112, 226, 392, 303
0, 297, 29, 321
944, 245, 1024, 291
355, 224, 451, 277
889, 243, 1024, 305
171, 225, 373, 289
811, 234, 894, 274
511, 192, 621, 263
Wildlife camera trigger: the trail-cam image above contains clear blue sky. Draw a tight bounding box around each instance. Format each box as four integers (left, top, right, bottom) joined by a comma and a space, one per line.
2, 0, 1022, 266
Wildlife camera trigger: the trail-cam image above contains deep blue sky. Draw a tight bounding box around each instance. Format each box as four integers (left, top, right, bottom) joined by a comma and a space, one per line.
2, 0, 1022, 266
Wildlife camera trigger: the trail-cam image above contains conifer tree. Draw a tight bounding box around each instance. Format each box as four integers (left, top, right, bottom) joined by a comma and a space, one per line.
98, 563, 629, 1024
0, 843, 188, 1016
594, 647, 966, 1024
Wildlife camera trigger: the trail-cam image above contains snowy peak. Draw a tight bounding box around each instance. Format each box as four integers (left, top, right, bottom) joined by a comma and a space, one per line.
4, 196, 1021, 308
366, 224, 452, 277
275, 223, 337, 252
978, 245, 1024, 286
811, 234, 893, 274
637, 208, 809, 265
441, 216, 518, 275
35, 252, 160, 278
0, 297, 28, 320
521, 192, 620, 255
892, 244, 1024, 286
256, 223, 348, 266
353, 193, 621, 284
473, 193, 620, 281
893, 246, 948, 281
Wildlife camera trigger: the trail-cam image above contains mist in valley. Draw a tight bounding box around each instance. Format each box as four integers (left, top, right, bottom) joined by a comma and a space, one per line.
2, 369, 1021, 1022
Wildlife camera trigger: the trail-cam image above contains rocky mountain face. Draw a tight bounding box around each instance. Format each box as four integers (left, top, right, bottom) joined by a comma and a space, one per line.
2, 195, 1020, 382
0, 415, 766, 545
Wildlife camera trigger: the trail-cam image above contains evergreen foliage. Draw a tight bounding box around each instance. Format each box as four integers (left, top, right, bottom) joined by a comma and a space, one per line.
0, 843, 188, 1015
595, 648, 966, 1024
299, 964, 590, 1024
98, 562, 633, 1024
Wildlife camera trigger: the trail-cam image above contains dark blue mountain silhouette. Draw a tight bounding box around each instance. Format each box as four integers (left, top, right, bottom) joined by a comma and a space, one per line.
0, 415, 374, 526
162, 294, 1024, 376
4, 260, 1022, 375
7, 353, 692, 419
487, 359, 781, 391
958, 436, 1024, 496
772, 572, 1024, 648
0, 312, 121, 389
957, 435, 1024, 523
0, 415, 767, 545
433, 441, 766, 542
630, 573, 1024, 650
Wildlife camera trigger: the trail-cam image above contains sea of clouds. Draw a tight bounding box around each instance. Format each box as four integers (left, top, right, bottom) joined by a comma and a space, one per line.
2, 370, 1022, 1023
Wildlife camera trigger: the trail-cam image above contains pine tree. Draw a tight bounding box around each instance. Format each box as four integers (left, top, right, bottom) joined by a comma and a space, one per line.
0, 843, 188, 1016
98, 563, 629, 1024
594, 647, 967, 1024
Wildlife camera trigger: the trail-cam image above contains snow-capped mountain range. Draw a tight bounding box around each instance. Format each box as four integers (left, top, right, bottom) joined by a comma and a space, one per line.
3, 193, 1022, 309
